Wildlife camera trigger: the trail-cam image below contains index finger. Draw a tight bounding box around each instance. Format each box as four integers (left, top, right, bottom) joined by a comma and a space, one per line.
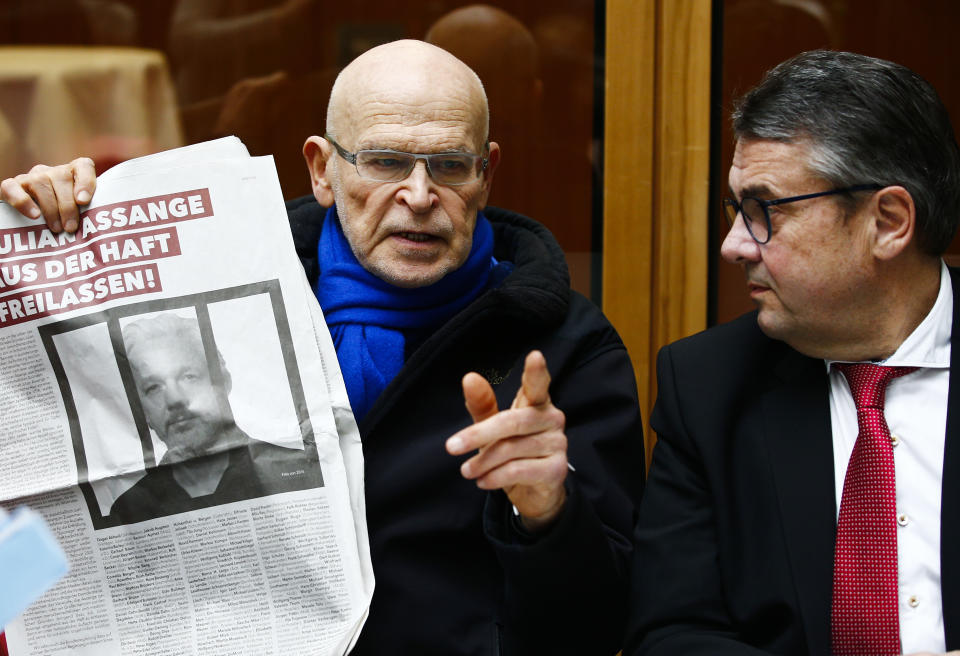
0, 176, 43, 220
513, 350, 550, 409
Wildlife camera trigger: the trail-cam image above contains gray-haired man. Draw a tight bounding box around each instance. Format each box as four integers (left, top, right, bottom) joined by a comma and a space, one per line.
628, 50, 960, 656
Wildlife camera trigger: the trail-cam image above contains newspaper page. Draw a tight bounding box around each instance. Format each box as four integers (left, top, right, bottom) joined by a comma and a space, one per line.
0, 139, 373, 656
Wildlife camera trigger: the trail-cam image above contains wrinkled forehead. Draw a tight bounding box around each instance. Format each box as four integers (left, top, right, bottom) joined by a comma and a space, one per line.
350, 98, 486, 152
332, 53, 488, 152
728, 137, 818, 196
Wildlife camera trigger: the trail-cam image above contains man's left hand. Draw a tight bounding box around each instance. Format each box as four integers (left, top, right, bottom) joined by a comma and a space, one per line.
446, 350, 568, 532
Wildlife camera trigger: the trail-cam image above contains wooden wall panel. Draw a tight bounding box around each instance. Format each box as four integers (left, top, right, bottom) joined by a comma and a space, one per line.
603, 0, 657, 465
604, 0, 712, 466
653, 1, 711, 347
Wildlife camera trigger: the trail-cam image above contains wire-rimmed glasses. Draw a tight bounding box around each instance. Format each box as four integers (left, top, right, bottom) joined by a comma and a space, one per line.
324, 134, 488, 186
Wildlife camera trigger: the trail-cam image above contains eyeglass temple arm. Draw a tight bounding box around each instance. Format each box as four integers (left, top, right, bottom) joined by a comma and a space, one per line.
764, 183, 884, 207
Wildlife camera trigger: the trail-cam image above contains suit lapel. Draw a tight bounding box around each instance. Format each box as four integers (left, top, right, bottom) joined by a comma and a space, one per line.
761, 347, 835, 655
941, 267, 960, 647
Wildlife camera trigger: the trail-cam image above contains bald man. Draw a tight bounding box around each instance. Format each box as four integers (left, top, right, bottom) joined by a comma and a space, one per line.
3, 40, 644, 655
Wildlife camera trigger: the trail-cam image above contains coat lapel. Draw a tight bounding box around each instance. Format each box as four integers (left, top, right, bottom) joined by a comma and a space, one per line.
761, 347, 836, 655
941, 267, 960, 647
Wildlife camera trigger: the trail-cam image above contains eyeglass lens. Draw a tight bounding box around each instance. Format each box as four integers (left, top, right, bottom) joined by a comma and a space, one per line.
355, 151, 480, 185
723, 197, 769, 243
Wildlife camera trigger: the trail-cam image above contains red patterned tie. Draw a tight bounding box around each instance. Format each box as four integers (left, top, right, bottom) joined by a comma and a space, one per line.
831, 363, 916, 656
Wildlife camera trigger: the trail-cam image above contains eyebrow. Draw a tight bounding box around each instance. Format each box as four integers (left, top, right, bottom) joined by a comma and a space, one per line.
732, 183, 776, 200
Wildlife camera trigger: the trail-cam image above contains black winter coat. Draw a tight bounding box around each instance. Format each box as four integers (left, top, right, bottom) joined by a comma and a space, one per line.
287, 197, 645, 656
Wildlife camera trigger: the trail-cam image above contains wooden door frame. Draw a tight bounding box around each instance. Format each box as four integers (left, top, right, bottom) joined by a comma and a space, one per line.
603, 0, 713, 467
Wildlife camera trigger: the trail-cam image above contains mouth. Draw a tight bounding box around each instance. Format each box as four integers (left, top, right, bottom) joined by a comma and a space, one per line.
396, 231, 438, 243
747, 281, 771, 297
166, 413, 198, 433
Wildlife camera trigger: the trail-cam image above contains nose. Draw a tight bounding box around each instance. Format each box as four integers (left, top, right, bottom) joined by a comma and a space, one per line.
396, 160, 438, 213
720, 212, 762, 264
164, 381, 189, 409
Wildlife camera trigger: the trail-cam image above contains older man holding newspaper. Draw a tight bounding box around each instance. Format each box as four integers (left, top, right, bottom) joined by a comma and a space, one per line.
1, 40, 644, 655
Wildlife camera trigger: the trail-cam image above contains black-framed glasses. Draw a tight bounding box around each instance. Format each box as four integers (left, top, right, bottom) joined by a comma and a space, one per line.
324, 134, 488, 186
723, 183, 884, 244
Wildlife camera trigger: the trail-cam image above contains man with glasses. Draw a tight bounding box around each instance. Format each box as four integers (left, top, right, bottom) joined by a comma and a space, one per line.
2, 40, 644, 655
626, 50, 960, 655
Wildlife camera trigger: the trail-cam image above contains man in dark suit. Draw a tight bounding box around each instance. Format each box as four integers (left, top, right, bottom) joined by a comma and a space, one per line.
626, 50, 960, 655
110, 312, 322, 524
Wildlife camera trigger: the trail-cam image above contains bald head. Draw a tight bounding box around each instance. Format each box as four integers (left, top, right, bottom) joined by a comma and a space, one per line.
326, 39, 489, 151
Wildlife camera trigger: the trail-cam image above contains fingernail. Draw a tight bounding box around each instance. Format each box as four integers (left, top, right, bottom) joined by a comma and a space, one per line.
77, 191, 91, 204
65, 220, 78, 233
51, 221, 61, 233
28, 207, 41, 218
446, 436, 463, 453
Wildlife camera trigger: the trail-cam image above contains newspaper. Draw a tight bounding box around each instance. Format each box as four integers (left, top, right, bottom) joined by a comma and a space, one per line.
0, 138, 373, 656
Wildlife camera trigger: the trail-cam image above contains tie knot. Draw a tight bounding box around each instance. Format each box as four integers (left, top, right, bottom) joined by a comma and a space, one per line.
836, 363, 917, 410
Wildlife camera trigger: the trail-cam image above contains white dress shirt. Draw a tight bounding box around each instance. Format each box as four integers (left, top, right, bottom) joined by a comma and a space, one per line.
827, 260, 952, 654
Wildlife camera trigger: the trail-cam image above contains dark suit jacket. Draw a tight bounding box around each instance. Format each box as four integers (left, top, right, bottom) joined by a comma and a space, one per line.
624, 268, 960, 655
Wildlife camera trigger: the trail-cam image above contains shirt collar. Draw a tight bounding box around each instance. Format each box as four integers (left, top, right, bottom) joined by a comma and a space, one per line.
826, 259, 952, 370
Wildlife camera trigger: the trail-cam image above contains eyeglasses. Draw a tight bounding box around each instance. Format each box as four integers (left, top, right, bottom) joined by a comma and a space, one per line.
324, 134, 488, 186
723, 183, 884, 244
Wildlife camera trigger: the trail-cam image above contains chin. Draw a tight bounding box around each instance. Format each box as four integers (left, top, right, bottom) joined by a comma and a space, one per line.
755, 310, 788, 341
756, 313, 823, 357
371, 262, 454, 289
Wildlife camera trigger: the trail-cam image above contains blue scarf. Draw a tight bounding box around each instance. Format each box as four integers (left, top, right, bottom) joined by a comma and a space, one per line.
316, 205, 506, 420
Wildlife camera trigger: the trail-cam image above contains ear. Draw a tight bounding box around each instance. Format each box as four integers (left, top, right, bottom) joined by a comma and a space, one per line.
476, 141, 501, 209
871, 185, 916, 260
303, 135, 336, 207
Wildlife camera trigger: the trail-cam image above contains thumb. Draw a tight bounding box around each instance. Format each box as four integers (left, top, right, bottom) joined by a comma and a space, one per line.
462, 372, 499, 424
